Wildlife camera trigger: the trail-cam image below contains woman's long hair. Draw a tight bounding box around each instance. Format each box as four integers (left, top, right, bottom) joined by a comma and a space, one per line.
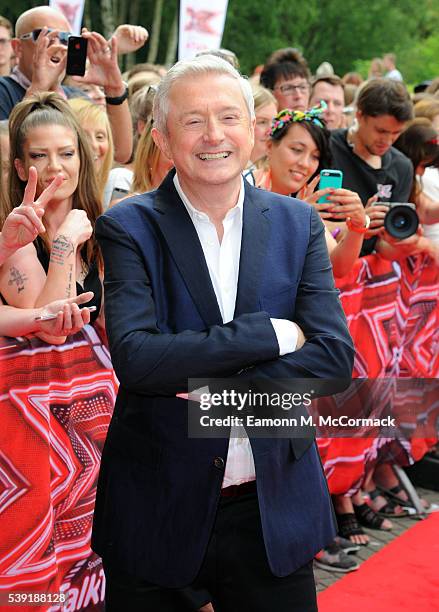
69, 97, 114, 200
7, 92, 103, 268
132, 117, 164, 193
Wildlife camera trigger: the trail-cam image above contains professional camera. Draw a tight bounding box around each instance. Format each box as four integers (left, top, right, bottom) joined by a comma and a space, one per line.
376, 202, 419, 239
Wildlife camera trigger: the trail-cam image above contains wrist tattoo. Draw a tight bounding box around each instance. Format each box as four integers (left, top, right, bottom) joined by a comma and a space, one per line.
66, 263, 74, 298
51, 235, 75, 265
8, 266, 28, 293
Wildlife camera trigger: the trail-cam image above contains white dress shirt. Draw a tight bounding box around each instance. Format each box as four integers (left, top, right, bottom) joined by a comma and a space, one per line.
174, 174, 298, 486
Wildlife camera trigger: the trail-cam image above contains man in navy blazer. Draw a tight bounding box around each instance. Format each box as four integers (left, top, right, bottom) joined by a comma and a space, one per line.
92, 55, 354, 611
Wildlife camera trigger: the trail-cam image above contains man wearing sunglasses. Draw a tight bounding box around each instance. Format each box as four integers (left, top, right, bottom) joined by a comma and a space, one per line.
0, 6, 81, 119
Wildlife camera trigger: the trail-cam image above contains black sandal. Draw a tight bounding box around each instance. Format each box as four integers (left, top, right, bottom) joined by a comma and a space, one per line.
378, 484, 429, 511
354, 503, 392, 530
336, 513, 369, 545
368, 488, 408, 518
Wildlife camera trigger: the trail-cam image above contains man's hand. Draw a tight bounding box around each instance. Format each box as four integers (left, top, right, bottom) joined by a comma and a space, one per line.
113, 24, 149, 54
27, 28, 67, 94
198, 604, 214, 612
376, 227, 430, 262
364, 195, 387, 238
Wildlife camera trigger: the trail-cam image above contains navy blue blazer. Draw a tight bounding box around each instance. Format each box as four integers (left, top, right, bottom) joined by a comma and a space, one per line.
91, 170, 354, 587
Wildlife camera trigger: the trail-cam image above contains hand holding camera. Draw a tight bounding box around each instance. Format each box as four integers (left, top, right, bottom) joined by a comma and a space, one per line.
365, 200, 419, 240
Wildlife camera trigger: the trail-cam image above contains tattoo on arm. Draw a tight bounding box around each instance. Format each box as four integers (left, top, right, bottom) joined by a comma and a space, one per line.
66, 263, 74, 298
50, 235, 75, 266
8, 266, 28, 293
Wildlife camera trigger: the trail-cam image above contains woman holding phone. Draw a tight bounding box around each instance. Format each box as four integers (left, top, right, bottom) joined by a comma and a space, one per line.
255, 104, 368, 278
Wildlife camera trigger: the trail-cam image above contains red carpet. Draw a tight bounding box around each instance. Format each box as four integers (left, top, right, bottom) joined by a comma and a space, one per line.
318, 512, 439, 612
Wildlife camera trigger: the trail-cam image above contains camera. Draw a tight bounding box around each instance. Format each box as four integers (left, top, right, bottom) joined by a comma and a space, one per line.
375, 202, 419, 239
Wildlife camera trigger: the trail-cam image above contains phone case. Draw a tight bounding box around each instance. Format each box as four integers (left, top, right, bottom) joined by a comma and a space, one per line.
66, 37, 88, 77
318, 169, 343, 204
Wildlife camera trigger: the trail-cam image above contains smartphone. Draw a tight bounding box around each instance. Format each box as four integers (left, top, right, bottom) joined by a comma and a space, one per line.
111, 187, 130, 202
35, 306, 96, 321
66, 36, 88, 77
318, 169, 343, 204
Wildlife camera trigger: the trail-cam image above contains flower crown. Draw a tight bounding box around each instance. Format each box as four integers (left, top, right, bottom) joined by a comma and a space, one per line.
270, 101, 327, 138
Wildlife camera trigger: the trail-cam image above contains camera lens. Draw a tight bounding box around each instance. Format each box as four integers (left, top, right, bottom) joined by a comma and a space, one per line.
384, 204, 419, 239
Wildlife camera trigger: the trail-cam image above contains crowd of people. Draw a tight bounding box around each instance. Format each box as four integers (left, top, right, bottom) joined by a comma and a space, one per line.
0, 5, 438, 610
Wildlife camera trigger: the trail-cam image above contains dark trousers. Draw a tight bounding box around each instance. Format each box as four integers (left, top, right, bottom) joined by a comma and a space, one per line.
104, 491, 317, 612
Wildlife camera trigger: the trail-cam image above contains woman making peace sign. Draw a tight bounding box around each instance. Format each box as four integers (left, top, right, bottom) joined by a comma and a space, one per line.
0, 92, 102, 341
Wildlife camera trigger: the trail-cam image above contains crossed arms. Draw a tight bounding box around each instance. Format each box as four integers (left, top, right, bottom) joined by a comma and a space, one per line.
96, 209, 354, 396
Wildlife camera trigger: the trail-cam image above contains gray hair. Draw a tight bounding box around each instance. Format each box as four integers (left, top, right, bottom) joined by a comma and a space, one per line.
153, 54, 255, 134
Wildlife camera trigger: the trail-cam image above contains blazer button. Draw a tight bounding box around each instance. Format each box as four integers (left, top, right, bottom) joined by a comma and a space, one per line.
213, 457, 225, 469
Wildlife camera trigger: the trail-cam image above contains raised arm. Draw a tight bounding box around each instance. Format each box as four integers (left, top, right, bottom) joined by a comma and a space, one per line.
77, 31, 133, 163
0, 170, 92, 308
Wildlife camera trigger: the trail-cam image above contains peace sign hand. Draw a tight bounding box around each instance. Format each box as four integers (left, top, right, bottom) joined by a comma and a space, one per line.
0, 167, 64, 254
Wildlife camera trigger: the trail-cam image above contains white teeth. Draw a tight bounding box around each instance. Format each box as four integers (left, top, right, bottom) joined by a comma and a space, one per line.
198, 152, 230, 160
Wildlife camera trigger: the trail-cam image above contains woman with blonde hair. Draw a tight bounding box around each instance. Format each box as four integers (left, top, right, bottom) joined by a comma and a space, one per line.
109, 93, 172, 206
0, 92, 103, 343
131, 117, 173, 194
251, 85, 277, 164
69, 97, 114, 203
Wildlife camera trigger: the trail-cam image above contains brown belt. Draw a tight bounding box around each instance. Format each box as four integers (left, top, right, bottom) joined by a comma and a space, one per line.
220, 480, 257, 497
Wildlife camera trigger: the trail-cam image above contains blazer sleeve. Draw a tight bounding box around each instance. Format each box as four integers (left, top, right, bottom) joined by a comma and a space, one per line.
233, 208, 354, 384
96, 214, 280, 395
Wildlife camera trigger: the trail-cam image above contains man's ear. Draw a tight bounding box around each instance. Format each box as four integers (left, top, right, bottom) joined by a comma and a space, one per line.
152, 127, 172, 161
11, 38, 22, 61
14, 158, 27, 182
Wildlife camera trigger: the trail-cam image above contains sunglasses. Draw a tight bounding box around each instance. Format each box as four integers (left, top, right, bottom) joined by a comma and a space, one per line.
20, 28, 72, 46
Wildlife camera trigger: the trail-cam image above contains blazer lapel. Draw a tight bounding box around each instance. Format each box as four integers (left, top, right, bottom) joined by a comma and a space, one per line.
234, 185, 271, 316
153, 172, 223, 327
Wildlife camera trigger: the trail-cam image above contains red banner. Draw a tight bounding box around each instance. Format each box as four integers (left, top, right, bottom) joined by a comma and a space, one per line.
0, 325, 117, 611
318, 253, 439, 495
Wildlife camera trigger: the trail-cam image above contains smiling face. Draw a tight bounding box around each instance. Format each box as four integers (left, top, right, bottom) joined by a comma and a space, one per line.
152, 73, 254, 194
267, 123, 320, 195
82, 119, 109, 171
251, 101, 277, 163
15, 124, 80, 203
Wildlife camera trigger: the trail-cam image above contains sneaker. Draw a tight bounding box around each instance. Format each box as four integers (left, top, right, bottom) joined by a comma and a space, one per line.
314, 543, 360, 573
334, 535, 361, 554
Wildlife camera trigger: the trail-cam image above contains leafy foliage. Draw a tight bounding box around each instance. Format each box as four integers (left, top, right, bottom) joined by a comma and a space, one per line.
1, 0, 439, 82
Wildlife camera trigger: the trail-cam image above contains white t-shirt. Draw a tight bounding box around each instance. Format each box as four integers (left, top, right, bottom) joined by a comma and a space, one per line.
385, 68, 403, 81
103, 167, 134, 209
419, 168, 439, 245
